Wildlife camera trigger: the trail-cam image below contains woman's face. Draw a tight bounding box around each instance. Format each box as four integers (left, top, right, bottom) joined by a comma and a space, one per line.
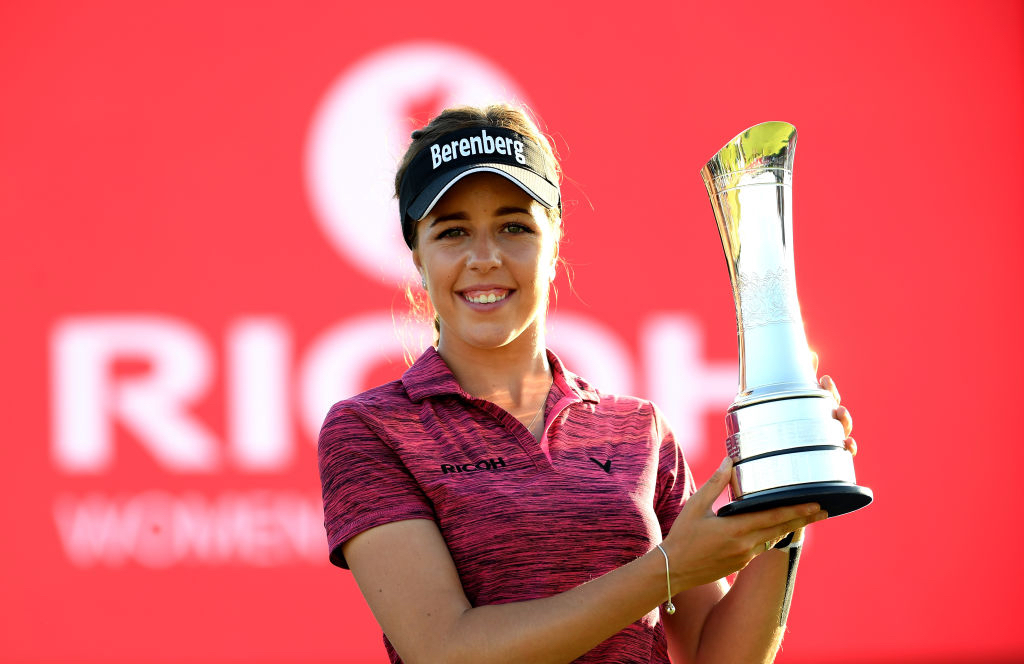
412, 172, 558, 355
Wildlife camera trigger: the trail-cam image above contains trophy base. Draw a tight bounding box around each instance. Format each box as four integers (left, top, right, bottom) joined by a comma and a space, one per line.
717, 482, 873, 518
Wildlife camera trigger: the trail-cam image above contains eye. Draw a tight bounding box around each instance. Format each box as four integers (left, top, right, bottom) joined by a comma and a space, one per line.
435, 226, 467, 240
502, 222, 534, 234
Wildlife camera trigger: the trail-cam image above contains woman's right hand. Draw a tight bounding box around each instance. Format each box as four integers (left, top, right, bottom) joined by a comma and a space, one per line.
662, 457, 827, 590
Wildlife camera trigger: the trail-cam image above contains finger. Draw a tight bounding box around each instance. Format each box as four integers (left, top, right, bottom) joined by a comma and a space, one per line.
688, 457, 734, 513
845, 436, 858, 457
835, 405, 853, 437
751, 509, 827, 548
738, 501, 821, 532
811, 350, 819, 375
819, 374, 841, 405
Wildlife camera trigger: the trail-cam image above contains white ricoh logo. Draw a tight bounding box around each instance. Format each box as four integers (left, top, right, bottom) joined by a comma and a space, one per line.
429, 129, 526, 169
305, 41, 527, 286
47, 41, 739, 569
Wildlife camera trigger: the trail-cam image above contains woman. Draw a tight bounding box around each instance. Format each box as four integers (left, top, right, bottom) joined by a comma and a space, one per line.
317, 104, 856, 663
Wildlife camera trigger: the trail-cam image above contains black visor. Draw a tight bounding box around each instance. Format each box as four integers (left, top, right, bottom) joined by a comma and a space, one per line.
398, 126, 561, 248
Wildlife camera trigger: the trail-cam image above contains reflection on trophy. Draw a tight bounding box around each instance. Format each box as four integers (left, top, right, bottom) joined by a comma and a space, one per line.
701, 122, 873, 518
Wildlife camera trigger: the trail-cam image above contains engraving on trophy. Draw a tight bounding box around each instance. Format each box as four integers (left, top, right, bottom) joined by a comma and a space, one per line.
737, 267, 800, 329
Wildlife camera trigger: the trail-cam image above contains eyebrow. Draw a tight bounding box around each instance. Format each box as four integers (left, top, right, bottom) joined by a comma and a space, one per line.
429, 206, 533, 227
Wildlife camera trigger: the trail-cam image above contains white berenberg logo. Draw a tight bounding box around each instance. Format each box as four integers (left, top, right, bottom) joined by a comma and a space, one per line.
430, 129, 527, 169
305, 42, 528, 286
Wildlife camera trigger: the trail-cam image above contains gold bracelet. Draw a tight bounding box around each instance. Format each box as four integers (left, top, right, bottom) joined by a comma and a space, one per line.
655, 544, 675, 615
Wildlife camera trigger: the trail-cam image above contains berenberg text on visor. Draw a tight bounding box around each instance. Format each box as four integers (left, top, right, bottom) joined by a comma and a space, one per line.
430, 129, 527, 169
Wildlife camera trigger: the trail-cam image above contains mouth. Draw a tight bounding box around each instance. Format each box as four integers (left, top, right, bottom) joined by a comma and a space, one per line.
459, 287, 512, 305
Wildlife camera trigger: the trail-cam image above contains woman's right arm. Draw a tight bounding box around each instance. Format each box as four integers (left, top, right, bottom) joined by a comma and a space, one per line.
345, 518, 671, 664
342, 459, 823, 664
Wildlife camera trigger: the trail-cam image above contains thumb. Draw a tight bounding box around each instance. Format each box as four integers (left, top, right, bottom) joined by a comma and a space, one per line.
690, 456, 733, 513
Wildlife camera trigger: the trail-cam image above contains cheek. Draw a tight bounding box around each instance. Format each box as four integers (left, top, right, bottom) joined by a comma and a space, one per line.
509, 252, 548, 286
421, 251, 458, 282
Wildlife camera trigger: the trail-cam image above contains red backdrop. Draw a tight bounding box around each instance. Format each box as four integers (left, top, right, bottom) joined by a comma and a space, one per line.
2, 1, 1022, 662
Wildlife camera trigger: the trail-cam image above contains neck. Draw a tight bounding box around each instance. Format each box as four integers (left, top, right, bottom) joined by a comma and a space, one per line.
436, 329, 551, 409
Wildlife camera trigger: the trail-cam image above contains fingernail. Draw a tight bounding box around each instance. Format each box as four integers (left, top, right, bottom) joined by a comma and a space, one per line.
718, 457, 731, 471
804, 503, 820, 514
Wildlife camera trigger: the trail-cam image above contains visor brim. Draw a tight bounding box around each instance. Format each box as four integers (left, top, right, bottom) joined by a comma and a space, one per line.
407, 164, 560, 222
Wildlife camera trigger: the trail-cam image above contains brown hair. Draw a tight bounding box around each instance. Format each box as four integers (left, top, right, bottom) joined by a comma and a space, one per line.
396, 104, 565, 351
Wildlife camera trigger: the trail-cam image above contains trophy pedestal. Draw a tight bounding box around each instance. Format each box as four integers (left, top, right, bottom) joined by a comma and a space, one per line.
715, 393, 873, 519
718, 482, 874, 518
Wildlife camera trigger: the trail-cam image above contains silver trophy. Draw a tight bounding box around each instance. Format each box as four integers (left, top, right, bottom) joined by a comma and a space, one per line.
701, 121, 873, 518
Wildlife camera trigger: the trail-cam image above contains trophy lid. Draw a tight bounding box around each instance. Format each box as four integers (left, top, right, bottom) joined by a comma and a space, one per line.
701, 121, 797, 191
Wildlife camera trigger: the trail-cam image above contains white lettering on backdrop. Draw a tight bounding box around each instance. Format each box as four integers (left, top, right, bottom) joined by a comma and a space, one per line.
48, 41, 736, 567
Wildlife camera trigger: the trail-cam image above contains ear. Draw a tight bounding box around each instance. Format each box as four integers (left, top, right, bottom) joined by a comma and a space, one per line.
411, 250, 429, 290
549, 235, 560, 282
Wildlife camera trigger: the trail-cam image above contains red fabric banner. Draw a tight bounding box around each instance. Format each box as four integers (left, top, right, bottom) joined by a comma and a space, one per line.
2, 1, 1021, 661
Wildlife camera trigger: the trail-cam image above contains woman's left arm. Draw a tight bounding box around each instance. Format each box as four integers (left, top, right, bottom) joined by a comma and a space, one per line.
665, 538, 801, 664
664, 373, 856, 664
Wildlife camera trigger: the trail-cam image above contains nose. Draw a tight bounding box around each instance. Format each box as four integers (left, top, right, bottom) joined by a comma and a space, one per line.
465, 232, 501, 272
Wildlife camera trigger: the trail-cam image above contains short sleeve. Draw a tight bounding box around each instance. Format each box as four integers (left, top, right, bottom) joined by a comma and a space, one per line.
651, 402, 696, 538
317, 401, 436, 569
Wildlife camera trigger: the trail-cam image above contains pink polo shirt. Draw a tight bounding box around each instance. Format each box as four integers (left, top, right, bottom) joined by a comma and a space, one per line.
317, 347, 695, 663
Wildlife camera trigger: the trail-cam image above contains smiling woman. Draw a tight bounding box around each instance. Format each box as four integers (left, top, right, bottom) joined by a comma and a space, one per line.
316, 104, 851, 664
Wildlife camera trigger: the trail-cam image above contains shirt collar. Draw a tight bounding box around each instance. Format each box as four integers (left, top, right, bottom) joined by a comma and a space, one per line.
401, 346, 600, 404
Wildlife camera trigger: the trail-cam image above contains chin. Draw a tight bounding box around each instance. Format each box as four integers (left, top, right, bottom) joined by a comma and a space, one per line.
463, 331, 522, 350
442, 323, 531, 351
440, 312, 545, 351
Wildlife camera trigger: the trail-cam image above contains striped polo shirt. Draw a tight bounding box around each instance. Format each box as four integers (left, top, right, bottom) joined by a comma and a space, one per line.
317, 347, 695, 663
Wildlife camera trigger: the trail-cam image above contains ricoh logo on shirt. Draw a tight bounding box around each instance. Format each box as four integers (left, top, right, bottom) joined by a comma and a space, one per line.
440, 457, 507, 474
430, 129, 526, 168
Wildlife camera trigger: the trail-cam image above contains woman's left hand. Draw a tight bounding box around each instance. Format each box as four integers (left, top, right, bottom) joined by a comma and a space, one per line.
812, 352, 857, 458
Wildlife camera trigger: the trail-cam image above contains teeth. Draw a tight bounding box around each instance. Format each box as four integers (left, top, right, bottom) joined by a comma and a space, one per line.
465, 291, 508, 304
